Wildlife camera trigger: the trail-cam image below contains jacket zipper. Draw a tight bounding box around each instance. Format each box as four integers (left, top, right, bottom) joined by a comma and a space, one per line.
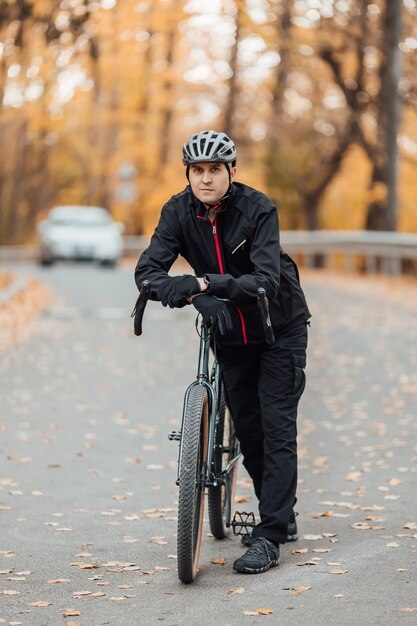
212, 218, 248, 345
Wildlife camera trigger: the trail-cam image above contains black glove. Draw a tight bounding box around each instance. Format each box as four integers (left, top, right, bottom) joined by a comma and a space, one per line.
160, 275, 200, 308
192, 295, 233, 336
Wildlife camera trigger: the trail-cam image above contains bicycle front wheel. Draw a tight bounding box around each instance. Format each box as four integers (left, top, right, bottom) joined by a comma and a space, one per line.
208, 384, 239, 539
177, 385, 209, 583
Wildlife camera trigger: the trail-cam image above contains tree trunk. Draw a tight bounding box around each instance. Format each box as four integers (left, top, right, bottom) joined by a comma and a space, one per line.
8, 119, 29, 244
223, 0, 243, 137
365, 0, 403, 231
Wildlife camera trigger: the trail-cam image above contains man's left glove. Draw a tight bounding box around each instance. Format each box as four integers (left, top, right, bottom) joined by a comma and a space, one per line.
160, 275, 200, 308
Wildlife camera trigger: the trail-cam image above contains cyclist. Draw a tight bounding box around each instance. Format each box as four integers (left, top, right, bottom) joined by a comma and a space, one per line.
135, 130, 311, 574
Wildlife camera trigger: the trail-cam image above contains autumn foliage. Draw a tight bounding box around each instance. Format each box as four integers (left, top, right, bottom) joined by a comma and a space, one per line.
0, 0, 416, 244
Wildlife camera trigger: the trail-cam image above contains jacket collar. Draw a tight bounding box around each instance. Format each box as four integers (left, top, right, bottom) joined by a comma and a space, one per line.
189, 184, 236, 221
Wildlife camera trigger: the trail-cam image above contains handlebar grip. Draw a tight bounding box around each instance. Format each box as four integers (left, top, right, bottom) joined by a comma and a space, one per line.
131, 280, 150, 336
257, 287, 275, 345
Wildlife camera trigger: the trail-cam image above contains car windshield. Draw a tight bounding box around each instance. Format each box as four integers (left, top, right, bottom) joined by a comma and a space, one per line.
49, 208, 111, 227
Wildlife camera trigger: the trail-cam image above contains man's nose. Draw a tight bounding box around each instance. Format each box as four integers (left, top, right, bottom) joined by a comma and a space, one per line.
202, 170, 212, 183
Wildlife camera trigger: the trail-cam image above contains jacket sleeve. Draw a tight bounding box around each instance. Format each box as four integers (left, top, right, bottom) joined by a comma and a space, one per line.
205, 204, 280, 304
134, 203, 185, 300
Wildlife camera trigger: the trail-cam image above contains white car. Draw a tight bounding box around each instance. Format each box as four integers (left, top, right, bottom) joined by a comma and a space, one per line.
38, 205, 125, 267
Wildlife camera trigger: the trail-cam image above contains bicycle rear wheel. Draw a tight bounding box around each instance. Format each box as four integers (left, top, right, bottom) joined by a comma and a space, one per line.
177, 385, 209, 583
208, 384, 239, 539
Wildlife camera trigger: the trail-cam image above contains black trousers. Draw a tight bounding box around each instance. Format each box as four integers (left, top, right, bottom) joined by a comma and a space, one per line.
217, 322, 308, 544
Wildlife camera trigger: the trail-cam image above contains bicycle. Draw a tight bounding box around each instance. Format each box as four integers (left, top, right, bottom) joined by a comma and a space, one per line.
132, 281, 275, 583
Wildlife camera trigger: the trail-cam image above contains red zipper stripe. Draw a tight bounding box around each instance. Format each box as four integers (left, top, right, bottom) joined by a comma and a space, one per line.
236, 306, 248, 344
212, 217, 248, 345
212, 218, 225, 275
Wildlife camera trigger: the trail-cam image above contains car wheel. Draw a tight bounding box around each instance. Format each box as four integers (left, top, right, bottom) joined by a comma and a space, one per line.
100, 259, 117, 268
40, 257, 54, 267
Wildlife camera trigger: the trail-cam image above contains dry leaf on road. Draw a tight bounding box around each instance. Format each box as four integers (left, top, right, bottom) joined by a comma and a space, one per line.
62, 609, 81, 617
291, 586, 312, 596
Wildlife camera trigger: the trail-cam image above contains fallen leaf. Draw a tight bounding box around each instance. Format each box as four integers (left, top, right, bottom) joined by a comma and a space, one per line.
235, 496, 249, 503
386, 542, 400, 548
292, 548, 309, 554
345, 471, 362, 482
228, 587, 245, 594
256, 609, 273, 615
243, 611, 258, 616
312, 548, 333, 553
404, 522, 417, 530
72, 591, 92, 597
303, 534, 323, 541
291, 586, 311, 596
29, 601, 51, 607
400, 608, 417, 613
62, 609, 81, 618
211, 558, 225, 565
329, 569, 348, 575
297, 561, 318, 567
48, 579, 70, 584
71, 562, 100, 570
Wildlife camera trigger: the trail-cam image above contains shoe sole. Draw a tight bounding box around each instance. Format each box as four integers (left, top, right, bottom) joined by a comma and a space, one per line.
233, 558, 280, 574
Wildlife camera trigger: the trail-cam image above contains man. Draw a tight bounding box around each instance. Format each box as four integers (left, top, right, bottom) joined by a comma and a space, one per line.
135, 130, 311, 574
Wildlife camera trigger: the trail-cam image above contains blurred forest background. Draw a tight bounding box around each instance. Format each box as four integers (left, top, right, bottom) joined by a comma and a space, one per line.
0, 0, 416, 244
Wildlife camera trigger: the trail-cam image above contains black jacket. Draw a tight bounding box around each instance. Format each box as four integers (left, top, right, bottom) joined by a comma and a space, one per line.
135, 182, 311, 346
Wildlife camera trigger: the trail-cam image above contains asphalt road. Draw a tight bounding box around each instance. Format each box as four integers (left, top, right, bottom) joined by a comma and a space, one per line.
0, 262, 416, 626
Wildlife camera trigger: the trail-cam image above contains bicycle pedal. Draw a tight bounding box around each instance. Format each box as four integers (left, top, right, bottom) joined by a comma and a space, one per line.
168, 430, 181, 441
231, 511, 256, 537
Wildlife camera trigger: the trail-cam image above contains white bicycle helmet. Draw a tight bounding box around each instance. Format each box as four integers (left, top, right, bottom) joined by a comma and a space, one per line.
182, 130, 237, 165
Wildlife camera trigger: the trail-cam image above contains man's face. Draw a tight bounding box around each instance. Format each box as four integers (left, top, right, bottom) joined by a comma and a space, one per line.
188, 162, 236, 205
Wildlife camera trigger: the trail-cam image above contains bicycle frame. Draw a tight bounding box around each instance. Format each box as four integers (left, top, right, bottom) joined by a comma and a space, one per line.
175, 322, 240, 489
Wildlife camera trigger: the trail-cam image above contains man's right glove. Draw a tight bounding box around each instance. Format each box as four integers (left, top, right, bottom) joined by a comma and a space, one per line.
192, 294, 233, 336
159, 275, 200, 308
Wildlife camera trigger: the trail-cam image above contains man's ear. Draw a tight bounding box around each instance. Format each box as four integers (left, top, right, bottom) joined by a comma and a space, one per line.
230, 166, 237, 179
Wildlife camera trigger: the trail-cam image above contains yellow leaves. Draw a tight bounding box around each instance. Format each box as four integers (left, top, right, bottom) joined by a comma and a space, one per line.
228, 587, 245, 594
243, 609, 273, 616
211, 557, 226, 565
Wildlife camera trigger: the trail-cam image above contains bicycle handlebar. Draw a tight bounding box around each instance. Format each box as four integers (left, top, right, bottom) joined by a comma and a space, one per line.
131, 280, 150, 336
132, 281, 275, 345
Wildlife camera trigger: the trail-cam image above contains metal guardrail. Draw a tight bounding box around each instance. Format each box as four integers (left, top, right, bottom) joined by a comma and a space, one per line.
1, 231, 417, 275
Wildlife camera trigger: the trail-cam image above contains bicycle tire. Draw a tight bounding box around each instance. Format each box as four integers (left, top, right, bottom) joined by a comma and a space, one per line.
207, 384, 239, 539
177, 385, 209, 583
